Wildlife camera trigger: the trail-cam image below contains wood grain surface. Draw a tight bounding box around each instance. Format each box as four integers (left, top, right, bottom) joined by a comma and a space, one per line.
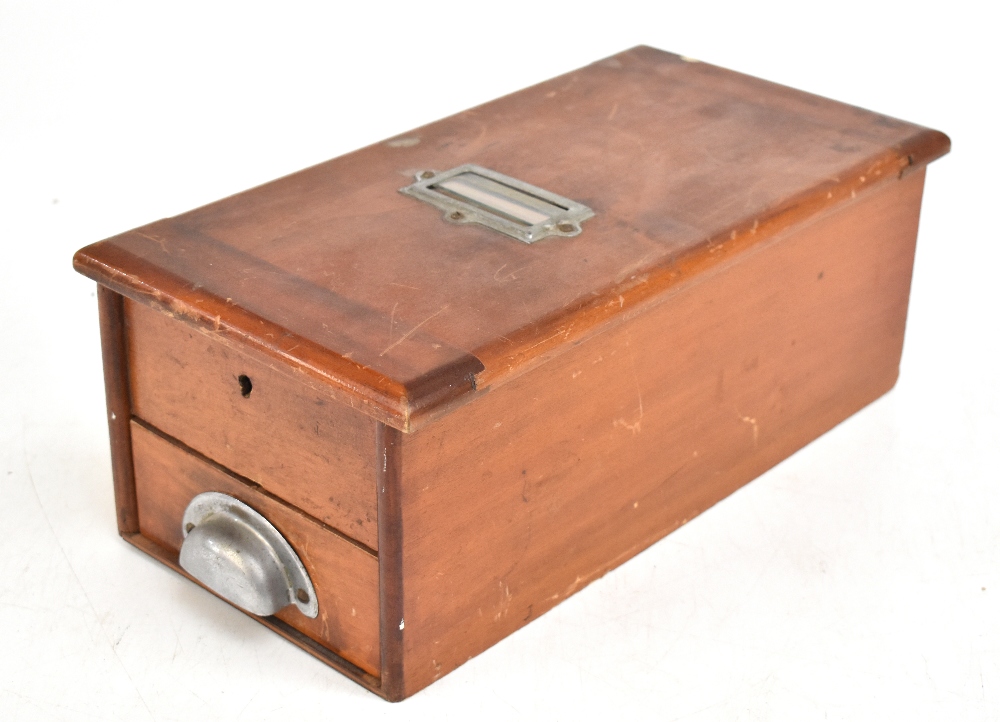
72, 45, 949, 430
393, 169, 928, 696
73, 44, 950, 701
130, 421, 381, 676
97, 286, 139, 533
126, 299, 379, 549
376, 423, 405, 701
122, 532, 385, 696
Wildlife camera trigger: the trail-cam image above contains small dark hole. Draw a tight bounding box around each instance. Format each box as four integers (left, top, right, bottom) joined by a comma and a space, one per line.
449, 211, 464, 221
185, 522, 195, 533
557, 222, 576, 233
238, 374, 253, 397
296, 588, 310, 603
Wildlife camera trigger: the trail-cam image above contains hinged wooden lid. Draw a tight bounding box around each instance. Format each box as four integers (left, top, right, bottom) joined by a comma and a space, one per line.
74, 46, 949, 431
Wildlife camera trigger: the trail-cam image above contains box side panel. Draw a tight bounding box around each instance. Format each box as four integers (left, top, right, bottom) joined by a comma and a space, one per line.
397, 170, 927, 695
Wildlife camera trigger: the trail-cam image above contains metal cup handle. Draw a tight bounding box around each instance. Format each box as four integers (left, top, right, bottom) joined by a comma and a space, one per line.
178, 492, 318, 618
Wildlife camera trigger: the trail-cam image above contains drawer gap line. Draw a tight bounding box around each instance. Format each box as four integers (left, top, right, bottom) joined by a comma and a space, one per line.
130, 417, 379, 558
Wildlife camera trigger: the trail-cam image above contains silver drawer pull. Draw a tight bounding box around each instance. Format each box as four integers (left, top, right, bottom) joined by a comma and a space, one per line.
400, 164, 594, 244
179, 492, 318, 618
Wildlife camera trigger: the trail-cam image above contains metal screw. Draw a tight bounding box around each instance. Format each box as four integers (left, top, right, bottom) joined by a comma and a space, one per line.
449, 211, 464, 221
296, 588, 310, 603
557, 222, 576, 233
420, 170, 435, 179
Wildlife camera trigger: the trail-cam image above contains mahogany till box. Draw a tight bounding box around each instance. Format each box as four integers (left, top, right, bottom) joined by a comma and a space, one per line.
73, 46, 949, 700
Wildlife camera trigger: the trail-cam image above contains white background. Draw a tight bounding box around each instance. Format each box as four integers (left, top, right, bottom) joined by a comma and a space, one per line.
1, 1, 997, 720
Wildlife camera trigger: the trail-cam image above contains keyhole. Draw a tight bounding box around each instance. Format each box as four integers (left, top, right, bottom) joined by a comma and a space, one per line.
238, 374, 253, 398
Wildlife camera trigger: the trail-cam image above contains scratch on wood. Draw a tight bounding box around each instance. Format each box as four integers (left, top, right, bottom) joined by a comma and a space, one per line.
386, 136, 420, 148
493, 580, 513, 622
379, 305, 448, 356
523, 326, 572, 354
563, 574, 585, 597
613, 332, 644, 434
388, 302, 398, 347
135, 229, 170, 255
494, 264, 528, 282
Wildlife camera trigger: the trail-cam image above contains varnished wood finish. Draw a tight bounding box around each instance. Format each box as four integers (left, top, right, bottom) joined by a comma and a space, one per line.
75, 45, 950, 700
122, 532, 385, 697
126, 299, 379, 549
72, 45, 950, 431
395, 170, 928, 696
130, 421, 381, 676
376, 423, 405, 701
78, 234, 483, 429
97, 286, 139, 534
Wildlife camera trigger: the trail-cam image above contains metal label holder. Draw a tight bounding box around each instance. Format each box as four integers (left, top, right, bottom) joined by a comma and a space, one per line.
400, 164, 594, 244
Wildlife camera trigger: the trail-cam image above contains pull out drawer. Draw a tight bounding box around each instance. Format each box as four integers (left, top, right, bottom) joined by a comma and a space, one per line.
125, 299, 378, 549
130, 420, 380, 676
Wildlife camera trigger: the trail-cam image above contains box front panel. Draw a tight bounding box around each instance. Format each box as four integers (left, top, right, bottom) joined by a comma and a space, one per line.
130, 421, 381, 675
125, 299, 379, 550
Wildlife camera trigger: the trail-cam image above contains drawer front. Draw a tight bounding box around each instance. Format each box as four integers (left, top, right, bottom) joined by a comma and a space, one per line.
131, 420, 381, 676
125, 299, 378, 550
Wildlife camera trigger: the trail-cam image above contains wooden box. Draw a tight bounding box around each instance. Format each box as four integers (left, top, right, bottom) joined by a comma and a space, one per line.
73, 46, 949, 700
